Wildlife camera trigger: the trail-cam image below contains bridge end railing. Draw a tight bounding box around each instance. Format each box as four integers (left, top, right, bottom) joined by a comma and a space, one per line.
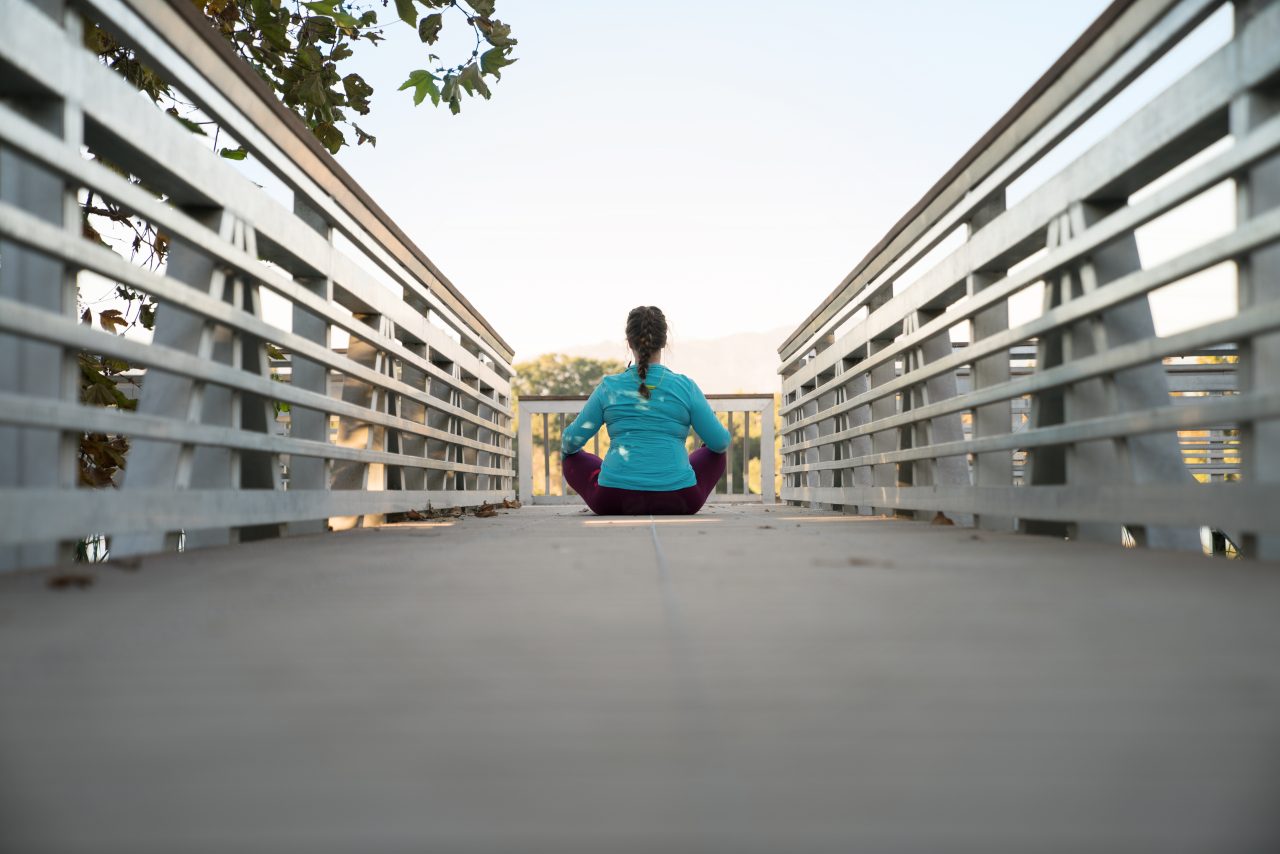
517, 394, 776, 506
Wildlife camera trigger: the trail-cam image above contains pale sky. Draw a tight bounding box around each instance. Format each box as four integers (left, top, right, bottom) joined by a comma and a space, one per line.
330, 0, 1190, 359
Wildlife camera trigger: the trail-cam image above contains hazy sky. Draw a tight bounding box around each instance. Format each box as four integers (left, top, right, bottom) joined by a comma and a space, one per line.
334, 1, 1118, 358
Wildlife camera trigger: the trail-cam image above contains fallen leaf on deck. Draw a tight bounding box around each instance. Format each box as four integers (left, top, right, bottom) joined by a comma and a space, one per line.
48, 574, 94, 590
931, 512, 955, 526
502, 498, 521, 509
473, 503, 498, 518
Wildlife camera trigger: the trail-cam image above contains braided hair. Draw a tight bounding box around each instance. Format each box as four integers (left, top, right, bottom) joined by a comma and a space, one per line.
625, 306, 668, 400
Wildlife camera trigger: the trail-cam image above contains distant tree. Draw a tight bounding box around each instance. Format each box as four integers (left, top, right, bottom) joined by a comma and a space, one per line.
512, 354, 625, 398
513, 354, 622, 466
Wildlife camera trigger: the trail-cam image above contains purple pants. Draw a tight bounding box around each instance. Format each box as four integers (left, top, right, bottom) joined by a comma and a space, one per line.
562, 447, 726, 515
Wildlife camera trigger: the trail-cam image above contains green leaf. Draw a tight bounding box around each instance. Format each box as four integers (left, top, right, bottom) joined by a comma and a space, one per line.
313, 122, 344, 153
298, 14, 338, 44
465, 0, 496, 17
417, 12, 443, 44
250, 0, 289, 50
166, 106, 207, 136
441, 75, 461, 114
303, 0, 360, 27
219, 146, 248, 160
457, 62, 490, 99
342, 73, 373, 114
83, 383, 118, 406
480, 46, 515, 79
394, 0, 417, 26
398, 69, 440, 106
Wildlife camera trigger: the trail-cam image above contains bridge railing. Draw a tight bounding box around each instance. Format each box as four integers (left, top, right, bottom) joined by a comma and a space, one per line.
0, 0, 515, 571
517, 394, 776, 506
778, 0, 1280, 557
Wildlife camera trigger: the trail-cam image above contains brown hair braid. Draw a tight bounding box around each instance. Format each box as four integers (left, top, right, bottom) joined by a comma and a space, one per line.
625, 306, 668, 399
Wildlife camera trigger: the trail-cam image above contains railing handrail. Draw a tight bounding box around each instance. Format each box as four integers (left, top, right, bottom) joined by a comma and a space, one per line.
106, 0, 512, 364
779, 0, 1201, 364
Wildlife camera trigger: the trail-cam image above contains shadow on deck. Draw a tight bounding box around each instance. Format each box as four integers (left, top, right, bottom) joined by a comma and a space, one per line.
2, 505, 1279, 853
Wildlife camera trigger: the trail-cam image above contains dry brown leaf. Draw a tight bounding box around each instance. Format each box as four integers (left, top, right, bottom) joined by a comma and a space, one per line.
931, 512, 955, 526
48, 574, 94, 590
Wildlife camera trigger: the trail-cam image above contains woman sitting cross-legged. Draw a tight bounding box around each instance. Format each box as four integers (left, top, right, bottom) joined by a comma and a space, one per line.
560, 305, 730, 516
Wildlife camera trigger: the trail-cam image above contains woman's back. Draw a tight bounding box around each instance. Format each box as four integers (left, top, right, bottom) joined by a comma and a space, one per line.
561, 364, 730, 492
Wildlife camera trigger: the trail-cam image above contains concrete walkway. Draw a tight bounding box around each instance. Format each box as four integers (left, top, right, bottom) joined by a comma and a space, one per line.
2, 505, 1279, 853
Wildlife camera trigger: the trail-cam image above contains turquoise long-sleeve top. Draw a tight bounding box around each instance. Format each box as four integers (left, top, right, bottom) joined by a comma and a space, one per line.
561, 364, 731, 491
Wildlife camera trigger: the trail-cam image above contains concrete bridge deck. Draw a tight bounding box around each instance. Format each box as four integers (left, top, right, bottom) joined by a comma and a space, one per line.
2, 505, 1279, 853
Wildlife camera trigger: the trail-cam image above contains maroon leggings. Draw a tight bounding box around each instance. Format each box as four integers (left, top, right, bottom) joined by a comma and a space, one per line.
561, 447, 726, 515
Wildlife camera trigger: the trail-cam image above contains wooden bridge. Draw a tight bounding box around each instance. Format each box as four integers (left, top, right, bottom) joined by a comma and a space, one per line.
2, 0, 1280, 850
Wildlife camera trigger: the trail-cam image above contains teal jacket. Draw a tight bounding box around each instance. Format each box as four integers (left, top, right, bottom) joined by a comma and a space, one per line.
561, 365, 731, 491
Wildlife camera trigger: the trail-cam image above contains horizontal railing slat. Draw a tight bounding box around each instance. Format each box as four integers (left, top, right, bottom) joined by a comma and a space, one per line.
785, 483, 1274, 530
0, 97, 513, 413
0, 489, 513, 545
0, 201, 512, 437
781, 107, 1280, 416
781, 391, 1269, 473
0, 298, 516, 457
781, 299, 1280, 458
779, 0, 1214, 363
782, 204, 1280, 447
0, 392, 514, 476
79, 0, 514, 364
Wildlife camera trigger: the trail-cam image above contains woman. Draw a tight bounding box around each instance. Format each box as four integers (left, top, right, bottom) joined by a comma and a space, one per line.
560, 306, 730, 515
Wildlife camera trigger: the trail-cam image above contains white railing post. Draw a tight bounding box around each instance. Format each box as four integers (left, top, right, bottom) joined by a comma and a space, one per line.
518, 403, 533, 502
760, 398, 776, 504
0, 0, 81, 571
1232, 0, 1280, 559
